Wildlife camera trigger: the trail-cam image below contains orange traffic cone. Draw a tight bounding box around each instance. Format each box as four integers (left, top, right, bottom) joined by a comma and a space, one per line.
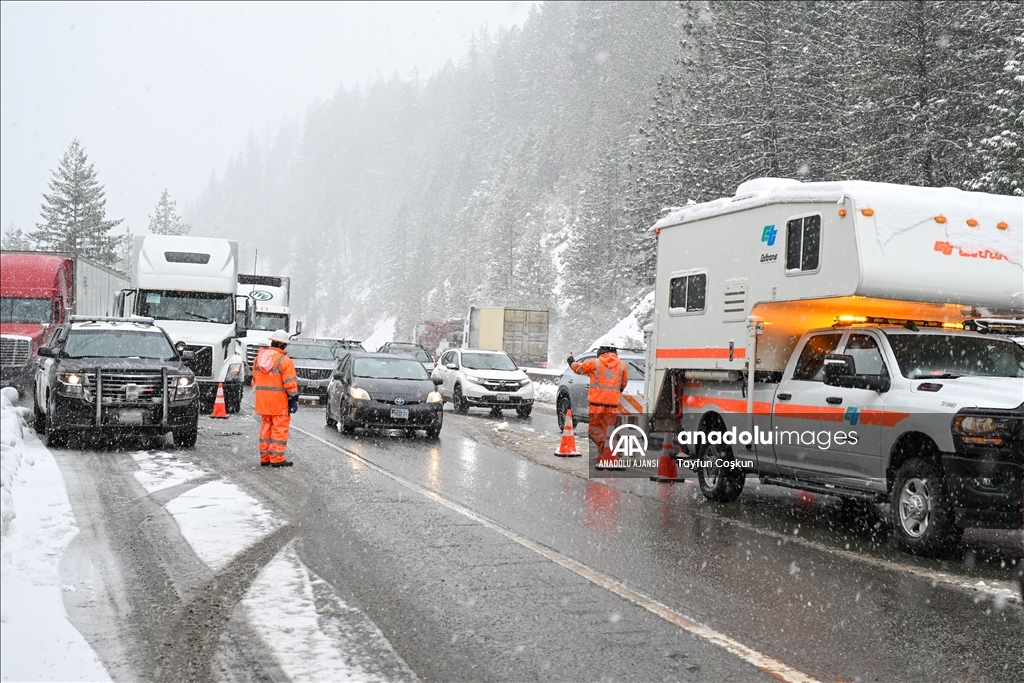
555, 410, 581, 457
650, 431, 686, 482
210, 382, 228, 418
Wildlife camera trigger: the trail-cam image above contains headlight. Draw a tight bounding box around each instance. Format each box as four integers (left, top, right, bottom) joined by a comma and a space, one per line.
952, 414, 1017, 446
349, 386, 371, 401
173, 375, 198, 400
56, 372, 84, 397
463, 375, 483, 385
519, 378, 532, 388
225, 362, 243, 382
427, 391, 443, 404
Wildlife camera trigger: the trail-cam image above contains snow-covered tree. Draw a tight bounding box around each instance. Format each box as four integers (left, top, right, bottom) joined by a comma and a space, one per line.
148, 189, 191, 235
1, 223, 33, 251
30, 139, 123, 264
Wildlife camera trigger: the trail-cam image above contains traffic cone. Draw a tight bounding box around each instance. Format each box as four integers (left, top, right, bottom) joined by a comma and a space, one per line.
210, 382, 228, 418
651, 431, 686, 482
554, 409, 581, 457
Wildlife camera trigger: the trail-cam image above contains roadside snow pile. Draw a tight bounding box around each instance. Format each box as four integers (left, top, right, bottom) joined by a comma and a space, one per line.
533, 381, 558, 404
361, 317, 396, 353
588, 291, 654, 352
0, 387, 111, 681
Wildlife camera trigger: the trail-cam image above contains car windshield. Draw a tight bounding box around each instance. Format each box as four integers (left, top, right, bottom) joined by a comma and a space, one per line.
138, 290, 235, 324
354, 357, 429, 380
1, 297, 51, 324
886, 333, 1024, 379
462, 352, 518, 371
250, 312, 289, 332
287, 344, 336, 360
626, 359, 646, 380
63, 330, 175, 359
386, 346, 431, 363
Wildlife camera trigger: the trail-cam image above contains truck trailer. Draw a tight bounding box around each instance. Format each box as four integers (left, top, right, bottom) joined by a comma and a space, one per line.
1, 251, 128, 388
464, 307, 549, 367
646, 178, 1023, 554
115, 235, 252, 413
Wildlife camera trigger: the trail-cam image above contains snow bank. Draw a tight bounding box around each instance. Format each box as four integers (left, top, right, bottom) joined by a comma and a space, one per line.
362, 317, 396, 353
0, 387, 111, 682
587, 291, 654, 352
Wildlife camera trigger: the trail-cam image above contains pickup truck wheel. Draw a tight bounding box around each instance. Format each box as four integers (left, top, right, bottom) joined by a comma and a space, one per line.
174, 426, 198, 448
33, 399, 45, 434
453, 384, 468, 415
43, 408, 67, 449
695, 441, 745, 502
890, 458, 961, 555
224, 385, 243, 414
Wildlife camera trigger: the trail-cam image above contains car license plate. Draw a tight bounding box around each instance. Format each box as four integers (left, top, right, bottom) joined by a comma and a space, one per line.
495, 393, 509, 402
119, 409, 144, 425
391, 408, 409, 419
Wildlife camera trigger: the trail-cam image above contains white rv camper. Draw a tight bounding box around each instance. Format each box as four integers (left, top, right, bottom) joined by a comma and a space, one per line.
648, 178, 1023, 555
117, 235, 252, 412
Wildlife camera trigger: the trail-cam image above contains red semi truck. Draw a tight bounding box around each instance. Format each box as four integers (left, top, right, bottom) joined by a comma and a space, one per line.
0, 252, 128, 388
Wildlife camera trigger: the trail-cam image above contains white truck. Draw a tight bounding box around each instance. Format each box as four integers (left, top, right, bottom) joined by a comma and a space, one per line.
236, 274, 298, 380
116, 235, 252, 413
647, 178, 1023, 555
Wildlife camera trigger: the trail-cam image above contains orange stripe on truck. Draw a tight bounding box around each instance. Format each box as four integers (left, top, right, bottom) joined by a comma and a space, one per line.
682, 394, 772, 414
656, 347, 746, 359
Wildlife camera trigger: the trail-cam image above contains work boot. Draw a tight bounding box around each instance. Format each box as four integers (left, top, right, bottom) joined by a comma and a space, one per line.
260, 461, 271, 467
270, 461, 294, 468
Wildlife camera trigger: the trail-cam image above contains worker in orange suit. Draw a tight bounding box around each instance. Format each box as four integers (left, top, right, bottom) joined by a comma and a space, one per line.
568, 346, 628, 466
252, 330, 299, 467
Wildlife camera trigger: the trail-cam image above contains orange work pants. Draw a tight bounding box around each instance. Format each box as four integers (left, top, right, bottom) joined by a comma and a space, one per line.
588, 410, 618, 461
259, 414, 291, 464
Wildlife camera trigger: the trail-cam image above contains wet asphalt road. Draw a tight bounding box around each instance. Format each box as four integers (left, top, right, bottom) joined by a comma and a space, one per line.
52, 390, 1023, 682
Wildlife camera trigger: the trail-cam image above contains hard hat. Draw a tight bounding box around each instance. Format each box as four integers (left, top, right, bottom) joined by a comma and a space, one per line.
269, 329, 291, 344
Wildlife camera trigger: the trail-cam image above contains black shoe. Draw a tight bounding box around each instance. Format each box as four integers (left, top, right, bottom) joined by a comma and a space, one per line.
260, 462, 271, 467
270, 461, 294, 468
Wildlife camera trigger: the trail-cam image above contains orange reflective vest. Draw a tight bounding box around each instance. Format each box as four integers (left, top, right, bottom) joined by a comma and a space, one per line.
252, 346, 298, 415
572, 352, 628, 411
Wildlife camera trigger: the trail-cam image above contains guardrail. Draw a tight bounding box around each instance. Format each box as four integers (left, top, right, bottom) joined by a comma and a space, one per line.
524, 367, 562, 383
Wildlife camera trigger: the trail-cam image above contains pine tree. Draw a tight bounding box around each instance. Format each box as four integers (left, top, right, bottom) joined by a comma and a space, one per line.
30, 139, 123, 263
1, 223, 33, 251
148, 189, 192, 235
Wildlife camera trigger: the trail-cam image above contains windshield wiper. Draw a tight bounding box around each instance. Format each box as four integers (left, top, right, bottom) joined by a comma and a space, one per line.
181, 311, 218, 323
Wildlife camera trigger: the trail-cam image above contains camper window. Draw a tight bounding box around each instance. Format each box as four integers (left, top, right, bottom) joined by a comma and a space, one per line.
669, 271, 707, 315
785, 215, 821, 273
792, 333, 842, 381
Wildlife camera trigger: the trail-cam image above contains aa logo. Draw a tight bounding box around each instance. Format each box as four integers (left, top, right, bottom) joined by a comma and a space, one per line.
610, 424, 648, 458
761, 225, 777, 247
844, 406, 861, 426
248, 290, 273, 301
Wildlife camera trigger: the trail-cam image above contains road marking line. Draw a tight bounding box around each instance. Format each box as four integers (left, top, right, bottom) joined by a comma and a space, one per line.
292, 425, 820, 683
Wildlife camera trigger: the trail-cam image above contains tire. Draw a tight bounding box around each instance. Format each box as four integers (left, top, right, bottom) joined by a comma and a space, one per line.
224, 385, 243, 414
695, 437, 745, 502
426, 426, 441, 438
325, 398, 337, 428
341, 418, 356, 435
516, 404, 532, 418
453, 384, 468, 415
174, 426, 198, 448
33, 397, 45, 434
556, 393, 575, 431
489, 407, 503, 417
890, 457, 962, 555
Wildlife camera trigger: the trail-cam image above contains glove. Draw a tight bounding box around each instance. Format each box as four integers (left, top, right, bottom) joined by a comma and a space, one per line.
288, 396, 299, 414
566, 354, 576, 367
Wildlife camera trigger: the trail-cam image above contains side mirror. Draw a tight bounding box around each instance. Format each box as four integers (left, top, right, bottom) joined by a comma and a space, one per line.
823, 354, 855, 386
295, 321, 303, 335
432, 376, 444, 385
182, 350, 196, 361
332, 371, 344, 380
446, 363, 457, 371
37, 346, 57, 358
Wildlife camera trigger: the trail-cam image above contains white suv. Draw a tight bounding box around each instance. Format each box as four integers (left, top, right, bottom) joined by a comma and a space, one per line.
432, 348, 534, 417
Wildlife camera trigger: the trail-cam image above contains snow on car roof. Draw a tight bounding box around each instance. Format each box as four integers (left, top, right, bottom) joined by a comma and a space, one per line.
652, 178, 1023, 265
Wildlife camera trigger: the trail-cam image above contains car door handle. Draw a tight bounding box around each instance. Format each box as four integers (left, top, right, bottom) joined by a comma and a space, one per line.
777, 393, 792, 400
826, 397, 843, 405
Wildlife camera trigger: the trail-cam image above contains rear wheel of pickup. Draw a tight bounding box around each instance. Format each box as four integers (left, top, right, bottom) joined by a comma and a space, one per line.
890, 457, 961, 555
695, 438, 745, 503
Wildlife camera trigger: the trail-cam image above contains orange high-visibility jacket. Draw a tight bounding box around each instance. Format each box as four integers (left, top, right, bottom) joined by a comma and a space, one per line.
572, 352, 628, 411
253, 346, 299, 415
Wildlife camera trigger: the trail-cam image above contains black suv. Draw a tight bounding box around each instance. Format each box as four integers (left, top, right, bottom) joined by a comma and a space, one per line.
33, 317, 201, 447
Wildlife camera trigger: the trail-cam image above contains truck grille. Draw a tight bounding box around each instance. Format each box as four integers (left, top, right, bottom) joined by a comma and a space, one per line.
295, 367, 332, 381
1, 336, 31, 367
86, 371, 169, 404
183, 345, 214, 378
246, 344, 260, 366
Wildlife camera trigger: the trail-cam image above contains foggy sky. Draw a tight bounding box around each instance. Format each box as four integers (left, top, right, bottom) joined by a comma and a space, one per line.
0, 1, 533, 241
